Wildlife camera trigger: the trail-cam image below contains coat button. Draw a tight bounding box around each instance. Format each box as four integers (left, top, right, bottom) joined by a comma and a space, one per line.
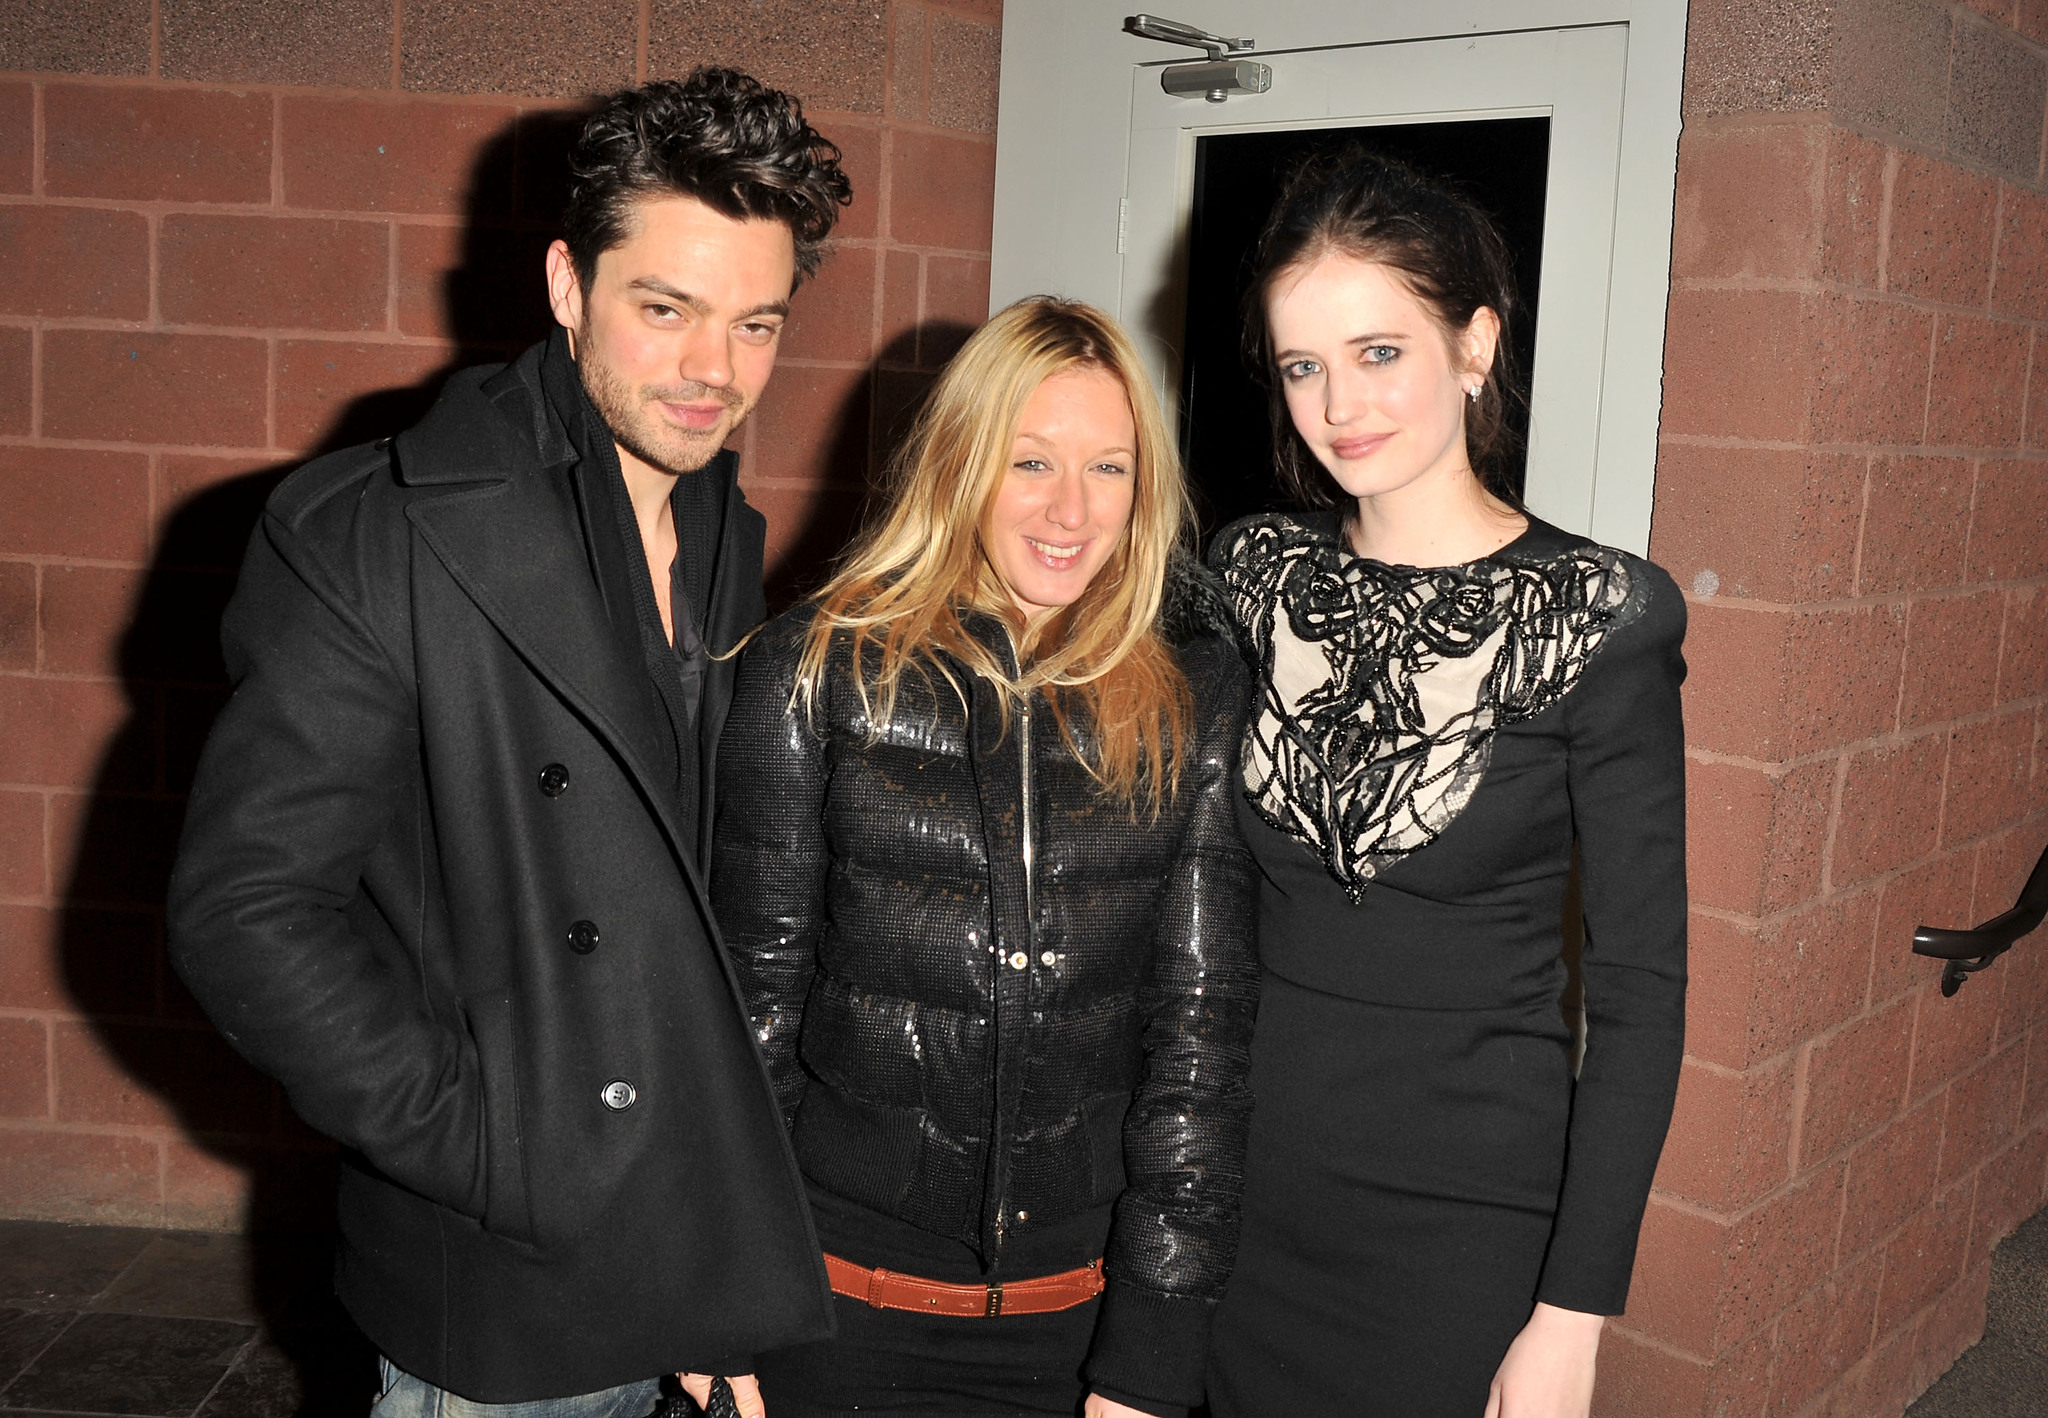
1008, 951, 1028, 970
568, 919, 601, 955
601, 1079, 637, 1110
1040, 951, 1056, 966
538, 763, 570, 797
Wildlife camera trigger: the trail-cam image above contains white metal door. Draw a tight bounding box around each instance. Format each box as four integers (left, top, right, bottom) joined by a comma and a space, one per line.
990, 2, 1687, 553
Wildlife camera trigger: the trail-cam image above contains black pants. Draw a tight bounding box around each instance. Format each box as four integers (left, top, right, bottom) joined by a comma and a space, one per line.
755, 1292, 1099, 1417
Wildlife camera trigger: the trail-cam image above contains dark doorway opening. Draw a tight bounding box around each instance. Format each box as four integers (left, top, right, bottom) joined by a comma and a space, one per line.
1177, 117, 1551, 543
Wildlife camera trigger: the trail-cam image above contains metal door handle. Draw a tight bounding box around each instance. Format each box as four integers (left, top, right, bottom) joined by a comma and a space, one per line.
1912, 840, 2048, 996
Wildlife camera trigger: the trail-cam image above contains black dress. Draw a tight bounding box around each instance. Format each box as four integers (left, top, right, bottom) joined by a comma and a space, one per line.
1203, 512, 1688, 1418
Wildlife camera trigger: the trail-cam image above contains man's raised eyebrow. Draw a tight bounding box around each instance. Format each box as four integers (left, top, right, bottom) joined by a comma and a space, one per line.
625, 277, 712, 313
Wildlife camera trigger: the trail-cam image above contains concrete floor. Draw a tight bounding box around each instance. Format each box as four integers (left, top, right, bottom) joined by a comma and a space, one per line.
1, 1209, 2043, 1416
1905, 1204, 2048, 1417
0, 1221, 374, 1417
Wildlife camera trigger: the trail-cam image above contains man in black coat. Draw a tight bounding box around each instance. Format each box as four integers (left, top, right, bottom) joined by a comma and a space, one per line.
166, 70, 850, 1418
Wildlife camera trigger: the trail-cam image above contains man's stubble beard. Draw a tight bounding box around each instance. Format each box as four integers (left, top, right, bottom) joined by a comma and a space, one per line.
577, 338, 752, 477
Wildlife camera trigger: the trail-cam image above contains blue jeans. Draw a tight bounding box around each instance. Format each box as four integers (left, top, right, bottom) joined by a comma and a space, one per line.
372, 1358, 663, 1418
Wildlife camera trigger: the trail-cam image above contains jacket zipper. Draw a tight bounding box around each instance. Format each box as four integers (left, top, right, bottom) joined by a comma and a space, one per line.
1019, 700, 1035, 931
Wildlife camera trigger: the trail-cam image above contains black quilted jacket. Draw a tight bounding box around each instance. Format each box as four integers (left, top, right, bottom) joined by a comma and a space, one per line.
712, 564, 1260, 1399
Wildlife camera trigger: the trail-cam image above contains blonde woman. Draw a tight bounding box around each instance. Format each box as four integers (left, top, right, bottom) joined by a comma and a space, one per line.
712, 298, 1259, 1418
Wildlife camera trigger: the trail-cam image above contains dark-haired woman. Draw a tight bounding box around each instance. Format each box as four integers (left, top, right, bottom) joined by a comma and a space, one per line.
715, 297, 1260, 1417
1204, 151, 1687, 1418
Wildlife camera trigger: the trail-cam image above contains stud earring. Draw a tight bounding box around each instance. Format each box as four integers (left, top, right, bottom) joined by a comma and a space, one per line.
1466, 383, 1480, 402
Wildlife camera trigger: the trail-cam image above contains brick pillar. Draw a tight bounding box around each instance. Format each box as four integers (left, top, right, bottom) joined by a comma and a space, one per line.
1595, 3, 2048, 1414
0, 0, 1001, 1230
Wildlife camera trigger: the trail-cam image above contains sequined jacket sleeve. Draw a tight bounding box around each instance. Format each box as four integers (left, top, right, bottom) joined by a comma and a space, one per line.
1537, 561, 1689, 1314
712, 611, 828, 1122
1085, 631, 1263, 1402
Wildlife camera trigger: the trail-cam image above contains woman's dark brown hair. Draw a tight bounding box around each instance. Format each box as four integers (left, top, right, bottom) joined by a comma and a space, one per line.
563, 67, 853, 291
1244, 147, 1526, 508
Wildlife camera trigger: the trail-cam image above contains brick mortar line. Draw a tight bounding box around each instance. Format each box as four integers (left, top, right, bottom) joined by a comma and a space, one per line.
1657, 432, 2047, 457
1680, 582, 2048, 616
0, 1116, 328, 1150
1670, 273, 2048, 329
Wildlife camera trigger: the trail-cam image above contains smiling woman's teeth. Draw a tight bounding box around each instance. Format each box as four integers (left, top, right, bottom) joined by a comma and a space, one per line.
1026, 537, 1082, 560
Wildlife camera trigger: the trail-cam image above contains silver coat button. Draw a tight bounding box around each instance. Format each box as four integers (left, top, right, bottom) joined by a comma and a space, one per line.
1040, 951, 1056, 966
601, 1079, 637, 1110
1008, 951, 1028, 970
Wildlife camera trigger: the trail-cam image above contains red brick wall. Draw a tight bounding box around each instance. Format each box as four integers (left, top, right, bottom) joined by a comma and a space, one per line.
1599, 2, 2048, 1414
0, 0, 999, 1229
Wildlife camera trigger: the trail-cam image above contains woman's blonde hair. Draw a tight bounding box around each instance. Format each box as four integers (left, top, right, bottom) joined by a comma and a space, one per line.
796, 296, 1194, 810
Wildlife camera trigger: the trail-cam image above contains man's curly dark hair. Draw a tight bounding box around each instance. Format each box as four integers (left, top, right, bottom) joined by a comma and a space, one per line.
563, 68, 853, 291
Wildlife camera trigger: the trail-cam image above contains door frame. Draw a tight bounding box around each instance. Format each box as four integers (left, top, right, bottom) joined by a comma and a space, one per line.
988, 0, 1690, 555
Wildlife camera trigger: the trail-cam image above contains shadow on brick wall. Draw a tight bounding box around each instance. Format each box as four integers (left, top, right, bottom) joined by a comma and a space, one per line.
52, 103, 954, 1399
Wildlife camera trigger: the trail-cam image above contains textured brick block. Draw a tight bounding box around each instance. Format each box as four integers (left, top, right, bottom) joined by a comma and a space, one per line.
1719, 1161, 1849, 1345
0, 207, 151, 320
2028, 1021, 2048, 1125
1660, 288, 1809, 441
1886, 153, 1997, 306
1652, 446, 1864, 606
1685, 912, 1761, 1071
1835, 737, 1948, 889
1589, 1326, 1712, 1418
649, 0, 890, 116
45, 85, 272, 203
1900, 592, 2003, 729
0, 789, 44, 899
0, 326, 26, 438
1655, 1055, 1795, 1210
0, 84, 34, 195
157, 456, 284, 573
0, 0, 151, 76
1671, 123, 1823, 281
55, 1020, 273, 1133
159, 216, 391, 333
1809, 293, 1936, 446
1912, 970, 2005, 1100
395, 222, 554, 345
1945, 13, 2048, 183
160, 0, 394, 89
779, 245, 878, 364
1624, 1197, 1728, 1353
1686, 758, 1834, 916
746, 363, 872, 486
38, 565, 142, 680
1770, 1249, 1883, 1417
0, 1127, 161, 1226
1745, 893, 1884, 1066
1680, 0, 1831, 120
1938, 1043, 2028, 1185
828, 124, 882, 243
879, 248, 921, 359
1908, 1261, 1993, 1396
888, 130, 996, 251
1802, 998, 1913, 1163
1683, 601, 1904, 758
0, 562, 32, 673
1833, 0, 1954, 149
1875, 1188, 1974, 1344
922, 254, 990, 363
42, 330, 268, 447
743, 479, 869, 602
1819, 127, 1891, 289
1941, 710, 2036, 844
1840, 1093, 1946, 1260
1927, 315, 2029, 449
163, 1139, 338, 1231
403, 0, 636, 98
1967, 459, 2048, 581
1997, 586, 2048, 704
1872, 852, 1977, 1006
1857, 455, 1973, 596
927, 11, 1001, 135
1966, 1126, 2048, 1272
0, 449, 152, 563
0, 676, 145, 792
0, 1017, 49, 1118
275, 340, 452, 452
283, 96, 518, 217
1993, 183, 2048, 324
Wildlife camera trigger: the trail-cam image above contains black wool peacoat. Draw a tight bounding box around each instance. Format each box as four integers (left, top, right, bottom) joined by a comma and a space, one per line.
166, 337, 834, 1403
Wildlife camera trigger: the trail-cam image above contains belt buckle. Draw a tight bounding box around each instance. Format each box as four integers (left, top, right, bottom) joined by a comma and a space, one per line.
985, 1282, 1003, 1317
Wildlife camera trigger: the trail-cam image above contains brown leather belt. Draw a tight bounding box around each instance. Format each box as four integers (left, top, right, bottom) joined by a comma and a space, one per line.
823, 1252, 1105, 1317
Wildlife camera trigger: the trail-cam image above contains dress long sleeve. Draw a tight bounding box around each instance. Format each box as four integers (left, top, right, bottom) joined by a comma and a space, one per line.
1537, 564, 1689, 1314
